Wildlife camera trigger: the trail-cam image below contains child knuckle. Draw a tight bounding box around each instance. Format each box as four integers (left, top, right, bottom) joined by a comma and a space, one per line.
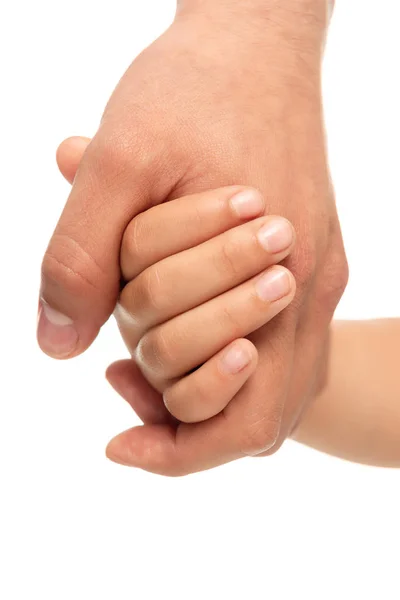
163, 387, 186, 422
217, 238, 243, 277
137, 329, 176, 378
121, 215, 146, 273
136, 266, 164, 313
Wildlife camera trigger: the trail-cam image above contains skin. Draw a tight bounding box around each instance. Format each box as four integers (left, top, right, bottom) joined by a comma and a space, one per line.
39, 0, 348, 475
116, 191, 297, 418
58, 138, 400, 471
294, 319, 400, 469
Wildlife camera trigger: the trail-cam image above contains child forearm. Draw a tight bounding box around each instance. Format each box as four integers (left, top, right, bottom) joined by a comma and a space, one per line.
292, 319, 400, 468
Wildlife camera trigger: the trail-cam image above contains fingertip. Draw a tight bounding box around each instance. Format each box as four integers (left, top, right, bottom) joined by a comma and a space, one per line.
255, 265, 296, 305
164, 339, 259, 425
241, 338, 259, 372
105, 425, 181, 476
229, 187, 265, 220
283, 267, 297, 300
105, 359, 135, 385
219, 338, 258, 377
56, 135, 91, 162
36, 297, 103, 360
105, 431, 135, 467
257, 215, 296, 256
36, 300, 79, 360
277, 266, 297, 306
56, 136, 91, 184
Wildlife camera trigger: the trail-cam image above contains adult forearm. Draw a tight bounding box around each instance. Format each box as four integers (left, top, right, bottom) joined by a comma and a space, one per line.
176, 0, 331, 60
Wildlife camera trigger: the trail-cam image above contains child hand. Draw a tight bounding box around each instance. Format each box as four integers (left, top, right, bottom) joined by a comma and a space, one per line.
114, 186, 296, 425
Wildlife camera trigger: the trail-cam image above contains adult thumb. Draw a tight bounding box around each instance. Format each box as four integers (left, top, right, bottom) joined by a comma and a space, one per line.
37, 134, 153, 359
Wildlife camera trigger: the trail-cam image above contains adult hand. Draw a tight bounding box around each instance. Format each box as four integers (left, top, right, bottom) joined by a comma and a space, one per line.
39, 0, 348, 473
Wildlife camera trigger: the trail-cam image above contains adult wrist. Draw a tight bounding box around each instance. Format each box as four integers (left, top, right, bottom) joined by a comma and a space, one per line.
176, 0, 330, 49
177, 0, 330, 24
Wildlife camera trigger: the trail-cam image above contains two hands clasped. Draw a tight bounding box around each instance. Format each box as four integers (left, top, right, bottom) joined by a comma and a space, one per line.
38, 137, 400, 475
43, 154, 301, 474
36, 1, 400, 475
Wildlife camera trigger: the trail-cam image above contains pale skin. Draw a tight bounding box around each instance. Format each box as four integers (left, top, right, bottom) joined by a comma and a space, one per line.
55, 137, 400, 474
38, 0, 348, 468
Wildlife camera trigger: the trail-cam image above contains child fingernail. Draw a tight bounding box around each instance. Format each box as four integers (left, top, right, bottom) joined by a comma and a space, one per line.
257, 218, 294, 253
220, 343, 252, 375
37, 300, 79, 358
255, 269, 291, 302
230, 189, 265, 219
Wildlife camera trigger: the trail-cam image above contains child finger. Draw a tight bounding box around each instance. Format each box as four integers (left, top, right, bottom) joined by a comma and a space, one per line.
135, 266, 296, 391
163, 339, 258, 423
120, 186, 266, 281
119, 214, 294, 337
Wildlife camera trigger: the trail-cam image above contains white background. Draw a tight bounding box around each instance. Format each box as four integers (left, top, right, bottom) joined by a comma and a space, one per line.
1, 1, 399, 598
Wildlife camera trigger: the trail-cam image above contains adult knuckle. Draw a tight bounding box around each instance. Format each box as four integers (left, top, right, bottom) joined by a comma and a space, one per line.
240, 417, 280, 456
329, 253, 349, 299
91, 123, 156, 188
316, 251, 349, 310
294, 241, 318, 288
90, 132, 134, 183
